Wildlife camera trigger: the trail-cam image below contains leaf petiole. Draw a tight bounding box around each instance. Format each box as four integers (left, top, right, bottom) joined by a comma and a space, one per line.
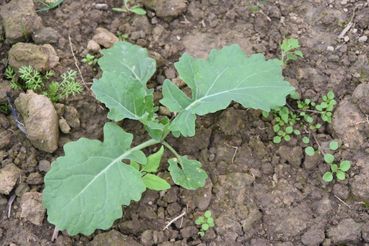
162, 141, 182, 162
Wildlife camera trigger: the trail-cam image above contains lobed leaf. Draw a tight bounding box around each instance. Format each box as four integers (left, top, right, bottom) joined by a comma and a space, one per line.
92, 42, 156, 121
160, 44, 294, 136
168, 156, 208, 190
43, 122, 148, 235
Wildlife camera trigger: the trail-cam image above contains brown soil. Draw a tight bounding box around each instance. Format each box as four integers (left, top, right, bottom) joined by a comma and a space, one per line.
1, 0, 369, 245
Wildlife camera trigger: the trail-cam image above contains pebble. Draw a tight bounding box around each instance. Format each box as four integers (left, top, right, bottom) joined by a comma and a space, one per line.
327, 46, 335, 51
38, 160, 51, 172
94, 3, 109, 10
344, 36, 350, 42
358, 35, 368, 43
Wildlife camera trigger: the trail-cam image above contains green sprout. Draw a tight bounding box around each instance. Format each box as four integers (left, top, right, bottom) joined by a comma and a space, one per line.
82, 54, 98, 66
322, 140, 351, 182
280, 38, 304, 66
117, 32, 129, 41
4, 65, 82, 102
36, 0, 64, 12
59, 70, 83, 98
112, 0, 146, 15
195, 210, 215, 237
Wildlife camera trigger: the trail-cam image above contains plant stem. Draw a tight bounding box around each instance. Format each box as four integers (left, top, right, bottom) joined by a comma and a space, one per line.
162, 141, 181, 160
117, 139, 160, 163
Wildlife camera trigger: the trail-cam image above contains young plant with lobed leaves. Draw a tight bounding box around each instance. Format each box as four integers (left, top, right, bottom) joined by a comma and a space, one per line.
112, 0, 146, 15
4, 66, 82, 102
42, 41, 294, 235
280, 38, 304, 66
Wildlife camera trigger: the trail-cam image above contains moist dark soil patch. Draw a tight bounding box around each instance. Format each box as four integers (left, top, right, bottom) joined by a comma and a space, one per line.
1, 0, 369, 245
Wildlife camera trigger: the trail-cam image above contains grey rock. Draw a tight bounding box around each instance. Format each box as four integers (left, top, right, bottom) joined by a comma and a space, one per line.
351, 156, 369, 200
92, 27, 118, 48
352, 82, 369, 114
180, 226, 198, 238
32, 27, 59, 44
20, 192, 45, 225
278, 145, 303, 167
15, 91, 59, 153
0, 81, 11, 103
59, 118, 71, 134
0, 164, 22, 195
301, 226, 325, 246
38, 160, 51, 172
26, 172, 43, 185
362, 222, 369, 242
303, 152, 321, 170
332, 98, 365, 149
8, 43, 59, 71
89, 230, 141, 246
142, 0, 187, 18
87, 40, 101, 53
182, 178, 212, 210
140, 230, 166, 246
0, 0, 43, 43
64, 105, 80, 128
0, 129, 12, 150
328, 218, 362, 244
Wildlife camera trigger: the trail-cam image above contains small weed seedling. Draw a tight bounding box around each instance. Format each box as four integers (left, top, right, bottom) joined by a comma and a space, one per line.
117, 31, 129, 41
112, 0, 146, 15
195, 210, 215, 237
4, 66, 83, 102
36, 0, 64, 12
314, 140, 351, 182
82, 54, 98, 66
42, 41, 294, 235
280, 38, 304, 66
265, 90, 351, 182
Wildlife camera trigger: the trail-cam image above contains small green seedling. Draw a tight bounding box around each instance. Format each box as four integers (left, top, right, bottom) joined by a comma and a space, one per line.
36, 0, 64, 12
42, 42, 294, 236
195, 210, 215, 237
82, 54, 98, 66
4, 66, 83, 102
280, 38, 304, 66
322, 140, 351, 182
117, 32, 129, 41
112, 0, 146, 15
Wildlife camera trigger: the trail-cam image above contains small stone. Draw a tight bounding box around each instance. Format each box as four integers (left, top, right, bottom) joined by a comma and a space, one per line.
26, 172, 43, 185
0, 81, 11, 103
0, 164, 22, 195
8, 43, 59, 71
15, 91, 59, 153
180, 226, 198, 238
38, 160, 51, 172
358, 35, 368, 43
327, 46, 335, 51
159, 106, 171, 116
59, 118, 71, 134
0, 0, 43, 43
142, 0, 187, 18
328, 218, 362, 244
32, 27, 59, 44
64, 106, 80, 128
301, 226, 325, 246
87, 40, 101, 53
89, 230, 141, 246
20, 192, 45, 225
344, 36, 350, 42
94, 3, 109, 10
0, 130, 12, 150
92, 27, 118, 48
15, 182, 30, 197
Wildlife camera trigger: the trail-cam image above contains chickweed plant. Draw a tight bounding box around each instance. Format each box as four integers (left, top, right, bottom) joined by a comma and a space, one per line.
42, 41, 294, 235
82, 54, 98, 66
195, 210, 215, 237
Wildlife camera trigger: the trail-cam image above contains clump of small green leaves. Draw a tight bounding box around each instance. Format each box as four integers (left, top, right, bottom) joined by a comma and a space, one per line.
280, 38, 304, 66
82, 54, 98, 66
322, 140, 351, 182
195, 210, 215, 237
3, 66, 83, 102
117, 32, 129, 41
112, 0, 146, 15
266, 90, 335, 144
42, 41, 294, 235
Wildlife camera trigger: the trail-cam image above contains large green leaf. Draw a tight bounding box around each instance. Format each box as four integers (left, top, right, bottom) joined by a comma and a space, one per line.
160, 44, 294, 136
168, 156, 207, 190
43, 122, 149, 235
92, 41, 156, 121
